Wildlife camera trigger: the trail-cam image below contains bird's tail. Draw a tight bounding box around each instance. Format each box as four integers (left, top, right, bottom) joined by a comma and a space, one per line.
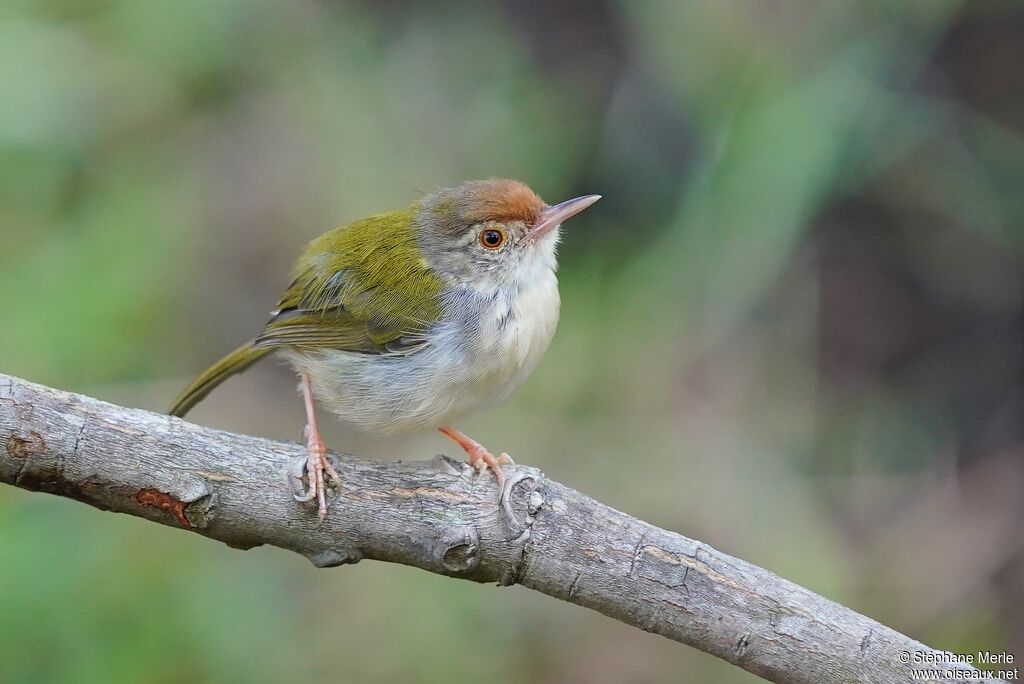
169, 342, 272, 418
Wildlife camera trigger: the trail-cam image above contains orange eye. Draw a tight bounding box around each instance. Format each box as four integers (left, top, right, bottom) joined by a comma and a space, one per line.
479, 227, 506, 249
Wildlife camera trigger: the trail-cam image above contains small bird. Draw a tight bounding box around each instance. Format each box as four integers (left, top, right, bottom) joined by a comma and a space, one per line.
169, 179, 600, 520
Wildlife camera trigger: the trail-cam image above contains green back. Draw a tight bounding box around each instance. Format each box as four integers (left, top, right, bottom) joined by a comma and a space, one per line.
256, 205, 446, 353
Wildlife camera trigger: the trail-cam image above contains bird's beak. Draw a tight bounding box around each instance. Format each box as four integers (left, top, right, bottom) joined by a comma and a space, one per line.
525, 194, 601, 244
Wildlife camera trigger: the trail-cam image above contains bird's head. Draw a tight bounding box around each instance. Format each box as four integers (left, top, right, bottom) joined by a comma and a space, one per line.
416, 179, 600, 287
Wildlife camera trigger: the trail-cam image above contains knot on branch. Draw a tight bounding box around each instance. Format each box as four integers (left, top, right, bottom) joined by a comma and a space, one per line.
435, 525, 480, 573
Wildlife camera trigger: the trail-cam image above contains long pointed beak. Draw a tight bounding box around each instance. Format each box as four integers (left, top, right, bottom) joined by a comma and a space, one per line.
526, 194, 601, 243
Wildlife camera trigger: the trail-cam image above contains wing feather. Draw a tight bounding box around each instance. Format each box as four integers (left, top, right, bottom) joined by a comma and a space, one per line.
255, 208, 444, 355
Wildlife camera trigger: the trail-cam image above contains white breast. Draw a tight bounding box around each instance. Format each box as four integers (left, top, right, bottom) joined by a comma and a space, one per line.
290, 258, 561, 435
462, 262, 561, 407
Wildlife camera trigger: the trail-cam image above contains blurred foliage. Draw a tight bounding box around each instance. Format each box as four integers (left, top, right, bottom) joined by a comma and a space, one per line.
3, 1, 1024, 682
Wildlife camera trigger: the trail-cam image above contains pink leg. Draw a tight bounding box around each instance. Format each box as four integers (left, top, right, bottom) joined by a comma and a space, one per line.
294, 369, 340, 521
439, 426, 514, 491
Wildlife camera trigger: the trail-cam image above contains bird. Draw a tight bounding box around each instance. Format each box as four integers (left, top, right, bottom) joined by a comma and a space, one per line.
169, 178, 600, 520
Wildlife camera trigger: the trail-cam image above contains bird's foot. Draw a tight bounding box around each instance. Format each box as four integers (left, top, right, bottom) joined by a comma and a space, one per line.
468, 448, 515, 489
438, 426, 514, 505
465, 447, 521, 530
294, 427, 340, 521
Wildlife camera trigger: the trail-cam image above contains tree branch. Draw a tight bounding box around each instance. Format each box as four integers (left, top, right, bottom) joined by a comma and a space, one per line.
0, 373, 1003, 683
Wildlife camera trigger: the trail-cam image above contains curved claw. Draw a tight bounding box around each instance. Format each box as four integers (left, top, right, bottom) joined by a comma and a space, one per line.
471, 448, 509, 489
293, 488, 317, 503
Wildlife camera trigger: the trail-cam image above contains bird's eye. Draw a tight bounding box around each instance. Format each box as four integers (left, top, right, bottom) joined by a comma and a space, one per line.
479, 227, 506, 250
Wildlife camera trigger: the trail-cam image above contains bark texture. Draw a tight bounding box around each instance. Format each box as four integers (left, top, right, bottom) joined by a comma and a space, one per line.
0, 374, 1003, 683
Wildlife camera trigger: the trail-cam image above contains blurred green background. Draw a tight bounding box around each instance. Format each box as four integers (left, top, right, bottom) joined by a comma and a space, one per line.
2, 1, 1023, 682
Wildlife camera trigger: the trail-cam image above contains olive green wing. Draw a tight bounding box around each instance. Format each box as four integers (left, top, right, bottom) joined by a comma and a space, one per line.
254, 208, 446, 355
168, 208, 441, 418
